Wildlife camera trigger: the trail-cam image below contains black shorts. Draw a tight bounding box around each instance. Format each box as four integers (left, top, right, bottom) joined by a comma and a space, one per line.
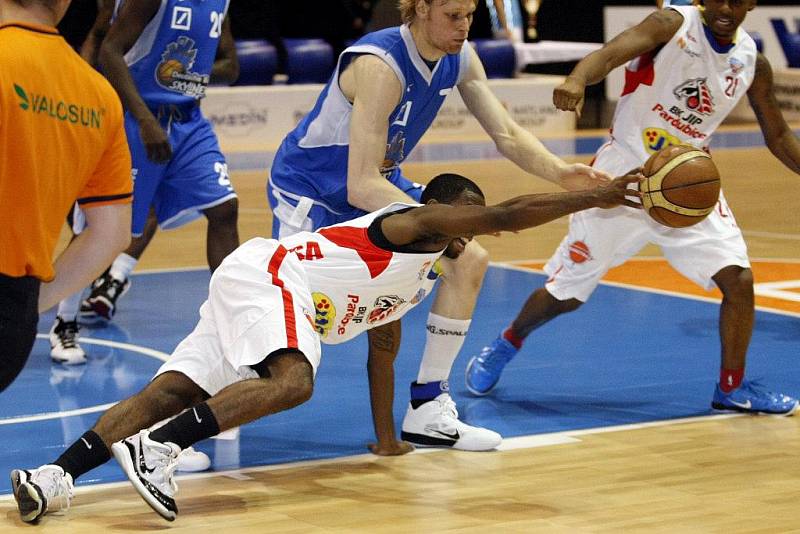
0, 273, 40, 391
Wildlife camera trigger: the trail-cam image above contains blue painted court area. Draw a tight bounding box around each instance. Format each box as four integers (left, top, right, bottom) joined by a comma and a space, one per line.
1, 266, 798, 494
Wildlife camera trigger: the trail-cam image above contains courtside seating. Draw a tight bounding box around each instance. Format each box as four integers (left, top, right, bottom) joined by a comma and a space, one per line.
472, 39, 516, 79
285, 38, 335, 84
771, 18, 800, 68
233, 39, 278, 85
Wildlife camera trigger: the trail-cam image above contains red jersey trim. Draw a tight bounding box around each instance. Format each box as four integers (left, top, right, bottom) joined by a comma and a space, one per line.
620, 50, 657, 98
267, 245, 298, 348
318, 226, 393, 279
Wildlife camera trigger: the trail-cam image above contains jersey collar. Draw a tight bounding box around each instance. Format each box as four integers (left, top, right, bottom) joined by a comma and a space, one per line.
401, 24, 439, 85
0, 21, 59, 35
698, 9, 738, 54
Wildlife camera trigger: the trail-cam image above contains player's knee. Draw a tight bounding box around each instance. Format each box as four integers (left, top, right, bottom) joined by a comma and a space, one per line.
205, 197, 239, 226
256, 351, 314, 408
463, 241, 489, 271
449, 241, 489, 286
546, 290, 583, 315
714, 266, 753, 302
559, 298, 583, 313
283, 360, 314, 407
149, 372, 205, 414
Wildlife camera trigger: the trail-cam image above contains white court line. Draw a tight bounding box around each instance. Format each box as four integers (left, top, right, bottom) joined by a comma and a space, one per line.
43, 336, 172, 362
0, 338, 169, 426
743, 230, 800, 241
0, 403, 118, 426
754, 280, 800, 302
0, 412, 746, 500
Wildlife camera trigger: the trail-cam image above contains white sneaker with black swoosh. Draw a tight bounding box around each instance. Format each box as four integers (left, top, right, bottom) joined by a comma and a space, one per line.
11, 465, 73, 523
401, 393, 502, 451
111, 430, 181, 521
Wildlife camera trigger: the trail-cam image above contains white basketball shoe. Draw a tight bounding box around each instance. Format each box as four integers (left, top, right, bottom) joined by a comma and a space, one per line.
176, 446, 211, 472
112, 430, 180, 521
49, 317, 87, 365
401, 392, 502, 451
11, 465, 74, 523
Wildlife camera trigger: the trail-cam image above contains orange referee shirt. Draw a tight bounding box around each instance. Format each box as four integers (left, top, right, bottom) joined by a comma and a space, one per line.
0, 21, 132, 281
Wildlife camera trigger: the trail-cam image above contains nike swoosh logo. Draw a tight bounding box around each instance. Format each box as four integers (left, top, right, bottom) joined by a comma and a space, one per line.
81, 437, 93, 450
134, 440, 156, 475
193, 408, 202, 423
729, 399, 752, 409
430, 429, 460, 441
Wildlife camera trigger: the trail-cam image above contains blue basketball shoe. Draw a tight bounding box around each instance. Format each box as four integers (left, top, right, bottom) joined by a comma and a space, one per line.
712, 380, 798, 416
465, 335, 518, 396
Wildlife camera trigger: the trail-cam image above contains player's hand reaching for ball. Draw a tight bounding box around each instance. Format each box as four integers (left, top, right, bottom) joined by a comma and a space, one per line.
553, 76, 587, 118
368, 440, 414, 456
556, 163, 612, 191
594, 172, 644, 209
139, 116, 172, 164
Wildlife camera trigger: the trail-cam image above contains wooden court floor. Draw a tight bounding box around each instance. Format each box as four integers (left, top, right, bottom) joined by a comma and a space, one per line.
11, 141, 800, 532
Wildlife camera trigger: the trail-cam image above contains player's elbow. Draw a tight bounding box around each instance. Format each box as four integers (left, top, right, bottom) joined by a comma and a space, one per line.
492, 129, 523, 160
346, 186, 369, 210
489, 208, 518, 233
98, 39, 124, 72
229, 54, 240, 83
214, 57, 240, 85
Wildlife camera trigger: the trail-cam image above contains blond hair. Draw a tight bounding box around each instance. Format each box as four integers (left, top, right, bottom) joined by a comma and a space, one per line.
397, 0, 478, 25
397, 0, 423, 24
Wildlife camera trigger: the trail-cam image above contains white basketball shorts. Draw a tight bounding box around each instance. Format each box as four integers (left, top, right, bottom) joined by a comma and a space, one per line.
155, 238, 322, 396
544, 141, 750, 302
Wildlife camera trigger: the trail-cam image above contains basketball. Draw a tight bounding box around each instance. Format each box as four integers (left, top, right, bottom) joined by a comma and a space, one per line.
157, 59, 184, 84
639, 145, 721, 228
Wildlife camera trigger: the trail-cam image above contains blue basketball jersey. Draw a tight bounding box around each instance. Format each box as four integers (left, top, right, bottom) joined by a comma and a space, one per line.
270, 25, 471, 216
114, 0, 229, 106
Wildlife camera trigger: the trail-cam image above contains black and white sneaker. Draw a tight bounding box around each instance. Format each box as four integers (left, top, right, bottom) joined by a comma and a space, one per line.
49, 317, 86, 365
11, 465, 74, 523
401, 393, 502, 451
80, 269, 130, 321
111, 430, 180, 521
10, 468, 30, 499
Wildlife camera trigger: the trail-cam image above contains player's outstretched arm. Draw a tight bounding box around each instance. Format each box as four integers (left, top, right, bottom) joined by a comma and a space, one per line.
99, 0, 172, 163
340, 55, 420, 212
748, 53, 800, 175
382, 173, 642, 246
366, 321, 414, 456
553, 9, 683, 116
457, 46, 611, 191
210, 16, 239, 84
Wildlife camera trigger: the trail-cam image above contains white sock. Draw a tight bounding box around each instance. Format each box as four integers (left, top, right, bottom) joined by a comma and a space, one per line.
417, 313, 471, 384
57, 290, 83, 321
109, 253, 138, 282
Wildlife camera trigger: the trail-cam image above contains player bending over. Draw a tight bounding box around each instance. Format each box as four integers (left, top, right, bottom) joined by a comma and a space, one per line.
12, 171, 639, 522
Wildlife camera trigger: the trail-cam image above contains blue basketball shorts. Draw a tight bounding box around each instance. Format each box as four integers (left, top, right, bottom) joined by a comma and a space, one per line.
126, 106, 236, 236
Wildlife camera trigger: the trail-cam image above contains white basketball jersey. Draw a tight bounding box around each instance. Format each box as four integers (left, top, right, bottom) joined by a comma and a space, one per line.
610, 5, 757, 165
279, 203, 443, 345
